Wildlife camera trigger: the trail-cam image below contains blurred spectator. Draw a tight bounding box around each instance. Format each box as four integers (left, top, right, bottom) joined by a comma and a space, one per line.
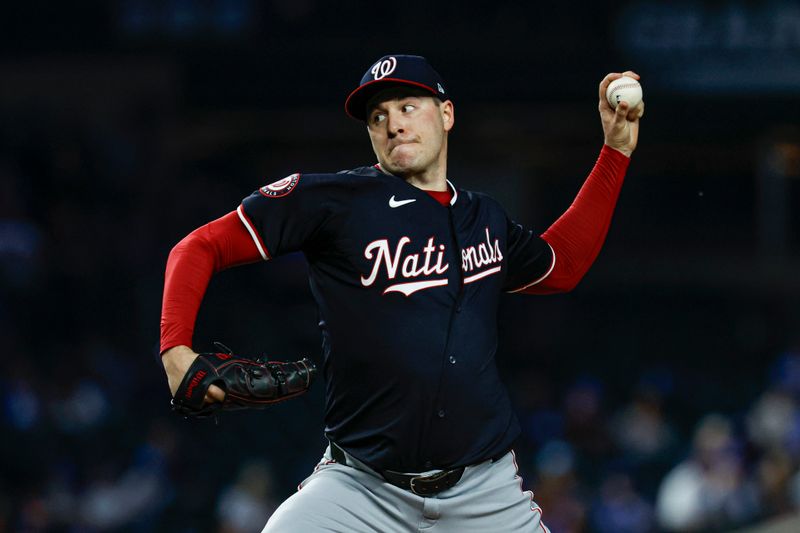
590, 472, 655, 533
769, 350, 800, 397
756, 449, 796, 517
790, 469, 800, 509
655, 414, 760, 531
610, 380, 680, 495
610, 386, 677, 462
49, 378, 109, 434
562, 377, 613, 463
216, 459, 279, 533
3, 362, 42, 431
531, 440, 587, 533
0, 157, 42, 289
747, 388, 800, 455
78, 420, 175, 530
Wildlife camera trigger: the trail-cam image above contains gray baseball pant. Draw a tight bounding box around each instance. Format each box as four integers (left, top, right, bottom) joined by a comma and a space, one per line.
262, 445, 550, 533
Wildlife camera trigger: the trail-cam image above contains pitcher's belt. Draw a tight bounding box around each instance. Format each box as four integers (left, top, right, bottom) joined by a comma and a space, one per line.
329, 441, 506, 497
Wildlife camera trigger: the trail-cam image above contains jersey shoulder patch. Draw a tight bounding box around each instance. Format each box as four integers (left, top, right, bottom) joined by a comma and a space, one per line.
259, 173, 300, 198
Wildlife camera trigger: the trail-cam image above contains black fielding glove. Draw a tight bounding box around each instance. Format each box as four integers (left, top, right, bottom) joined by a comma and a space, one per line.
172, 346, 317, 418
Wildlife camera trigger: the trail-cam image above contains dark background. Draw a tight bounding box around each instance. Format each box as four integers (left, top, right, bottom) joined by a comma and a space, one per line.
2, 1, 800, 532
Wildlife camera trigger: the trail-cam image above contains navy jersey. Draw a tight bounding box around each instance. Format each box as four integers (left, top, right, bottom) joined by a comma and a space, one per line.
239, 166, 553, 473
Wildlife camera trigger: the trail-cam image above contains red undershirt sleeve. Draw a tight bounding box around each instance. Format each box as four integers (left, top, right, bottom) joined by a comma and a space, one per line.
519, 145, 630, 294
159, 210, 263, 354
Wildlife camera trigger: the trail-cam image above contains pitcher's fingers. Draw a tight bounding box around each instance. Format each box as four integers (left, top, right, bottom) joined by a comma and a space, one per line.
626, 100, 645, 121
613, 101, 632, 125
204, 384, 226, 403
598, 72, 623, 100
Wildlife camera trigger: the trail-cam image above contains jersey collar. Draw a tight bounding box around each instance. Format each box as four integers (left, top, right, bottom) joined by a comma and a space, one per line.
373, 163, 459, 206
445, 179, 458, 206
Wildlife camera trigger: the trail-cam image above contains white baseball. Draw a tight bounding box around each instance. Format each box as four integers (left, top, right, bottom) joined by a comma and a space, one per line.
605, 76, 642, 109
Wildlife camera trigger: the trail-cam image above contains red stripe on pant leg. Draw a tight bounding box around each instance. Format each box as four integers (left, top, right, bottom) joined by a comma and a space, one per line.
510, 450, 550, 531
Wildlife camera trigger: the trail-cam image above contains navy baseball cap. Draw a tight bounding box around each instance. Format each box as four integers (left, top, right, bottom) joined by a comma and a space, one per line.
345, 54, 451, 121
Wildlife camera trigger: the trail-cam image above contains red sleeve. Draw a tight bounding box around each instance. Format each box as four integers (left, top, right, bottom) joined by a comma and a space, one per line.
519, 145, 630, 294
159, 210, 263, 354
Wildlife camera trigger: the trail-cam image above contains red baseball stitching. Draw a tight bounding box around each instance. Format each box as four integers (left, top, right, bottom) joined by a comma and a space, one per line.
608, 82, 640, 99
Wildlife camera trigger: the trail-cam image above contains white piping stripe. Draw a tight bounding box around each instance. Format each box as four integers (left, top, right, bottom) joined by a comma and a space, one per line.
463, 265, 502, 284
511, 450, 548, 528
509, 242, 556, 293
446, 179, 458, 205
236, 205, 269, 261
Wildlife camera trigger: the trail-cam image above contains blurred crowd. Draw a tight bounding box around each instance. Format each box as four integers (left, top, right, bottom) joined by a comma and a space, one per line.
2, 94, 800, 533
506, 351, 800, 532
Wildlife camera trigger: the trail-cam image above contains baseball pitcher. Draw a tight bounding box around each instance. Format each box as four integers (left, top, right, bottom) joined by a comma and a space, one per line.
159, 54, 644, 532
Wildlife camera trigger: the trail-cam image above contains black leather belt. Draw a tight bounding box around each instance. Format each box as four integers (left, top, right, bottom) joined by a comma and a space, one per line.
329, 442, 506, 497
381, 466, 465, 496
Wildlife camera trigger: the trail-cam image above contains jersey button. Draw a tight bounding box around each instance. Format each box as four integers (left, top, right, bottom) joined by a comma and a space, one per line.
438, 409, 446, 418
456, 305, 462, 313
449, 355, 456, 364
425, 460, 433, 469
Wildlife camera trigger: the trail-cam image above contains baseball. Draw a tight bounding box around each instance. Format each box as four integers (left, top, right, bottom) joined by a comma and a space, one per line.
606, 76, 642, 109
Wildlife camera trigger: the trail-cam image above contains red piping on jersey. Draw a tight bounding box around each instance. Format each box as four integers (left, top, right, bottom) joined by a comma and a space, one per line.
159, 210, 262, 354
516, 145, 630, 294
511, 450, 551, 532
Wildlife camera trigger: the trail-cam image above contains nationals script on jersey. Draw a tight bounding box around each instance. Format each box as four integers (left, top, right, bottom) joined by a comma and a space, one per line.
237, 166, 554, 472
360, 227, 503, 296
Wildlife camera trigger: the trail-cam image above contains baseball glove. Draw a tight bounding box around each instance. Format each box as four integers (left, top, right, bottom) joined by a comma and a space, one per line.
172, 343, 317, 418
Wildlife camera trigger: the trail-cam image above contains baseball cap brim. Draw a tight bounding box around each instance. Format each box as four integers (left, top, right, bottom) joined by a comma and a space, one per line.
344, 78, 442, 121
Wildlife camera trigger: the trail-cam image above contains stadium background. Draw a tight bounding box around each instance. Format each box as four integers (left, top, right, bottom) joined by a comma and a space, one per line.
1, 1, 800, 531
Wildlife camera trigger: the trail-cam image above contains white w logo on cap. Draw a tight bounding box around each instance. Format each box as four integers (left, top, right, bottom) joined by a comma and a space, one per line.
371, 57, 397, 80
